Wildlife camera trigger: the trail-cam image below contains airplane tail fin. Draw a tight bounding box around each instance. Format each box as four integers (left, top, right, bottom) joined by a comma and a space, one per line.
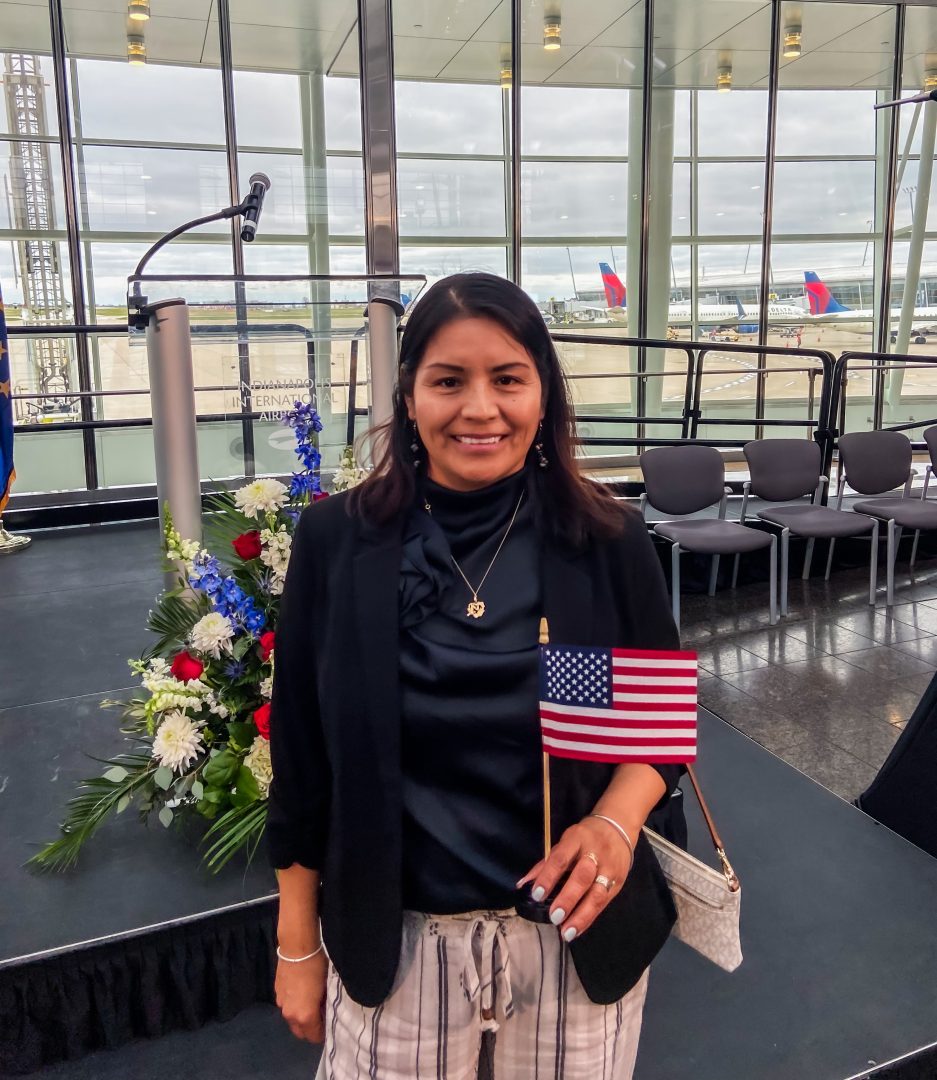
804, 271, 851, 315
599, 262, 626, 308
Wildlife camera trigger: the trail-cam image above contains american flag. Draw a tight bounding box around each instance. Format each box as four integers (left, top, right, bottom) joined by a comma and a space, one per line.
539, 645, 698, 764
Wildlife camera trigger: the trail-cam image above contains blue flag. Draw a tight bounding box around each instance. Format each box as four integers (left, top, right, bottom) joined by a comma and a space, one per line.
0, 285, 13, 514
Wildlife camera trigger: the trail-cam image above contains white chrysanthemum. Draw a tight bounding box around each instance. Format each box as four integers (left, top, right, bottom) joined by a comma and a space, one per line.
244, 735, 273, 796
234, 478, 289, 519
190, 612, 235, 658
152, 711, 205, 773
260, 675, 273, 700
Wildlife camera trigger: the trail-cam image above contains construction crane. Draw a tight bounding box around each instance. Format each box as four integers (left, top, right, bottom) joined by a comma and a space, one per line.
2, 53, 76, 421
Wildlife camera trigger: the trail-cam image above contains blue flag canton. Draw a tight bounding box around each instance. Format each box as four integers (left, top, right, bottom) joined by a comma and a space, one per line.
540, 645, 612, 707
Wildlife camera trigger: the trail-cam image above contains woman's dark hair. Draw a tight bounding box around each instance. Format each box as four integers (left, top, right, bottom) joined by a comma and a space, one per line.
347, 271, 624, 546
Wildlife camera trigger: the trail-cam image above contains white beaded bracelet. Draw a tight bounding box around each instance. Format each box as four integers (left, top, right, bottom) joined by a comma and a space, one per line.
276, 942, 324, 963
587, 813, 635, 874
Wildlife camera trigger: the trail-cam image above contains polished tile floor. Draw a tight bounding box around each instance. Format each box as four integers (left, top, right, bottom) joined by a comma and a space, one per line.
680, 552, 937, 800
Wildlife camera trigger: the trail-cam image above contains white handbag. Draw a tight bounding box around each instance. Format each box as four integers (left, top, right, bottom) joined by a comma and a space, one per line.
645, 765, 742, 972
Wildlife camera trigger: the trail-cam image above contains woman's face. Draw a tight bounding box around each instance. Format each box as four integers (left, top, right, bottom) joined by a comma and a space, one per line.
405, 315, 544, 492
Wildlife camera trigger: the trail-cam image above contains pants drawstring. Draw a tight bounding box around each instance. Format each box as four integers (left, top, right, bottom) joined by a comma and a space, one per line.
461, 915, 515, 1033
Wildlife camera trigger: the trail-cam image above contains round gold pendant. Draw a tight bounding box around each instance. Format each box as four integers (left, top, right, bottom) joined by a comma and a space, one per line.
466, 600, 486, 619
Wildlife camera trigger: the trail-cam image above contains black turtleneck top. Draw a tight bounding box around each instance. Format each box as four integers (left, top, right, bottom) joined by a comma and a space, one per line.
398, 469, 543, 913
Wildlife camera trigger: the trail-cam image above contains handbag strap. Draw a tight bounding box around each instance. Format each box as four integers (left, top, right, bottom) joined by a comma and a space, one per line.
685, 764, 740, 892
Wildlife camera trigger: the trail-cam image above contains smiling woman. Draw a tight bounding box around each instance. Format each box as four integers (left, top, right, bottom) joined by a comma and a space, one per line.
405, 316, 544, 492
349, 272, 623, 545
269, 272, 687, 1079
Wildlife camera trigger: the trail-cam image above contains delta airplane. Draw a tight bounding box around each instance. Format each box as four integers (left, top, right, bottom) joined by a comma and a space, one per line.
805, 271, 937, 341
599, 263, 805, 330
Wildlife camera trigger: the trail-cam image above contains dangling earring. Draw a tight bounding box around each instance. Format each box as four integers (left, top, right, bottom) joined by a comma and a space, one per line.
534, 421, 549, 469
410, 420, 421, 469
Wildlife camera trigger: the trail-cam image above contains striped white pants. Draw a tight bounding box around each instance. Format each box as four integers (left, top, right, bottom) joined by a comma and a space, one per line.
320, 908, 649, 1080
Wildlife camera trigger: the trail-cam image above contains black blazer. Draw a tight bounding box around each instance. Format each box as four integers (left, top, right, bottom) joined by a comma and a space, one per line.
268, 490, 682, 1007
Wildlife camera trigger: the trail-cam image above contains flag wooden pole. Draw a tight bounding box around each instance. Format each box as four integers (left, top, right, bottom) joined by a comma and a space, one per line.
539, 616, 551, 860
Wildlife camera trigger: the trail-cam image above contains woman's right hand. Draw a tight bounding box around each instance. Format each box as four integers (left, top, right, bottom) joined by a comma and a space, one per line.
275, 951, 329, 1043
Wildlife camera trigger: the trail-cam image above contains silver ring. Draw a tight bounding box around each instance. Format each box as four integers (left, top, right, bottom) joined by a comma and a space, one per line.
594, 874, 614, 892
583, 851, 599, 872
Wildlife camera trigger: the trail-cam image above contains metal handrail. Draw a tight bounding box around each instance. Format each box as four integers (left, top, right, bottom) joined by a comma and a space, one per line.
832, 350, 937, 446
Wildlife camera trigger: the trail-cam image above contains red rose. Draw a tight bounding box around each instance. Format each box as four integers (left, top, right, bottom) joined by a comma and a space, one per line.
170, 650, 204, 682
232, 530, 262, 560
312, 491, 330, 503
259, 631, 276, 662
254, 702, 271, 740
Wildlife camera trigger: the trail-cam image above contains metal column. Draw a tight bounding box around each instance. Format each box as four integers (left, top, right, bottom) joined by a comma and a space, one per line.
358, 0, 402, 433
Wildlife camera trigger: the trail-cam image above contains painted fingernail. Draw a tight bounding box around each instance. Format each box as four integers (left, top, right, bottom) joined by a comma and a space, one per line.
563, 927, 578, 942
550, 907, 566, 926
532, 886, 546, 902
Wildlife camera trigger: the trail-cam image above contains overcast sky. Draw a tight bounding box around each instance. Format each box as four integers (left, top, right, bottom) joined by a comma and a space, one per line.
2, 58, 934, 305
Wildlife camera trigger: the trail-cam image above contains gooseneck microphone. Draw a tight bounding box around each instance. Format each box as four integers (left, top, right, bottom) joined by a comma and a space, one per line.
240, 172, 271, 242
874, 88, 937, 111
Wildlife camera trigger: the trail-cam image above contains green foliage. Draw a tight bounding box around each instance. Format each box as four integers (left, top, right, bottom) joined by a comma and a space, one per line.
202, 748, 239, 788
201, 801, 267, 871
231, 766, 262, 808
144, 589, 209, 660
27, 751, 157, 873
227, 722, 258, 752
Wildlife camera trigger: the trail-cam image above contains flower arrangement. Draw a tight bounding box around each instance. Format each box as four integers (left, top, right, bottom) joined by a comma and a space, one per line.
30, 409, 365, 873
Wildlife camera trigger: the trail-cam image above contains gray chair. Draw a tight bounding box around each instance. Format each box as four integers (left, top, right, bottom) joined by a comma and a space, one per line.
639, 444, 778, 630
740, 439, 878, 616
836, 430, 937, 606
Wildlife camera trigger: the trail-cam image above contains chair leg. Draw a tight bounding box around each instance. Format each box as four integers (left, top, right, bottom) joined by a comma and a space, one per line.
780, 529, 790, 618
671, 543, 681, 631
886, 520, 897, 606
803, 537, 815, 580
824, 538, 836, 581
731, 552, 741, 589
708, 554, 720, 597
911, 529, 921, 570
769, 535, 778, 625
869, 520, 879, 606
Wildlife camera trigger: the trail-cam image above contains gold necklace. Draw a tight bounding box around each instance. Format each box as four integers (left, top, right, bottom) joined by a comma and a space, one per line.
423, 492, 525, 619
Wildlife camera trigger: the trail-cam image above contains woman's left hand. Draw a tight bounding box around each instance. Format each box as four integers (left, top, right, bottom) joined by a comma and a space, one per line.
516, 817, 635, 942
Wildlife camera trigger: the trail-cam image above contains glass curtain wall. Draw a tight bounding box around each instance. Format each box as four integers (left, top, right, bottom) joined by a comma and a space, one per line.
1, 4, 85, 491
8, 0, 937, 504
518, 0, 643, 451
2, 0, 363, 496
885, 4, 937, 425
391, 0, 510, 285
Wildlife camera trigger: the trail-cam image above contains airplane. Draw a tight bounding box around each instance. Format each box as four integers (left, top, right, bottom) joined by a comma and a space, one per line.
598, 263, 805, 331
804, 270, 936, 342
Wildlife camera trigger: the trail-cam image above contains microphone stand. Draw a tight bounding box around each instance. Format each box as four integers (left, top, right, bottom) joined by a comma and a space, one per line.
127, 191, 263, 576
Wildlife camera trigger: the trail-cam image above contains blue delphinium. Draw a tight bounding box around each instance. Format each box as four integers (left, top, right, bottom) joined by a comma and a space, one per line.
283, 401, 324, 500
189, 553, 267, 635
189, 553, 223, 597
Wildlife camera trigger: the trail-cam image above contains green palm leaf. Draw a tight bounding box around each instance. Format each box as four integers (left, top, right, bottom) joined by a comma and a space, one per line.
27, 751, 157, 873
201, 800, 267, 871
145, 590, 208, 659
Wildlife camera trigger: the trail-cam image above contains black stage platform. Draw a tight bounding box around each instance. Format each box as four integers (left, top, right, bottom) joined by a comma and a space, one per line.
4, 525, 937, 1077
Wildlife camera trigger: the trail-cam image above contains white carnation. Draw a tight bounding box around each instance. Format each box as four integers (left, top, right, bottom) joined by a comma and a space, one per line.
244, 735, 273, 796
190, 612, 235, 658
234, 478, 289, 519
152, 711, 205, 773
